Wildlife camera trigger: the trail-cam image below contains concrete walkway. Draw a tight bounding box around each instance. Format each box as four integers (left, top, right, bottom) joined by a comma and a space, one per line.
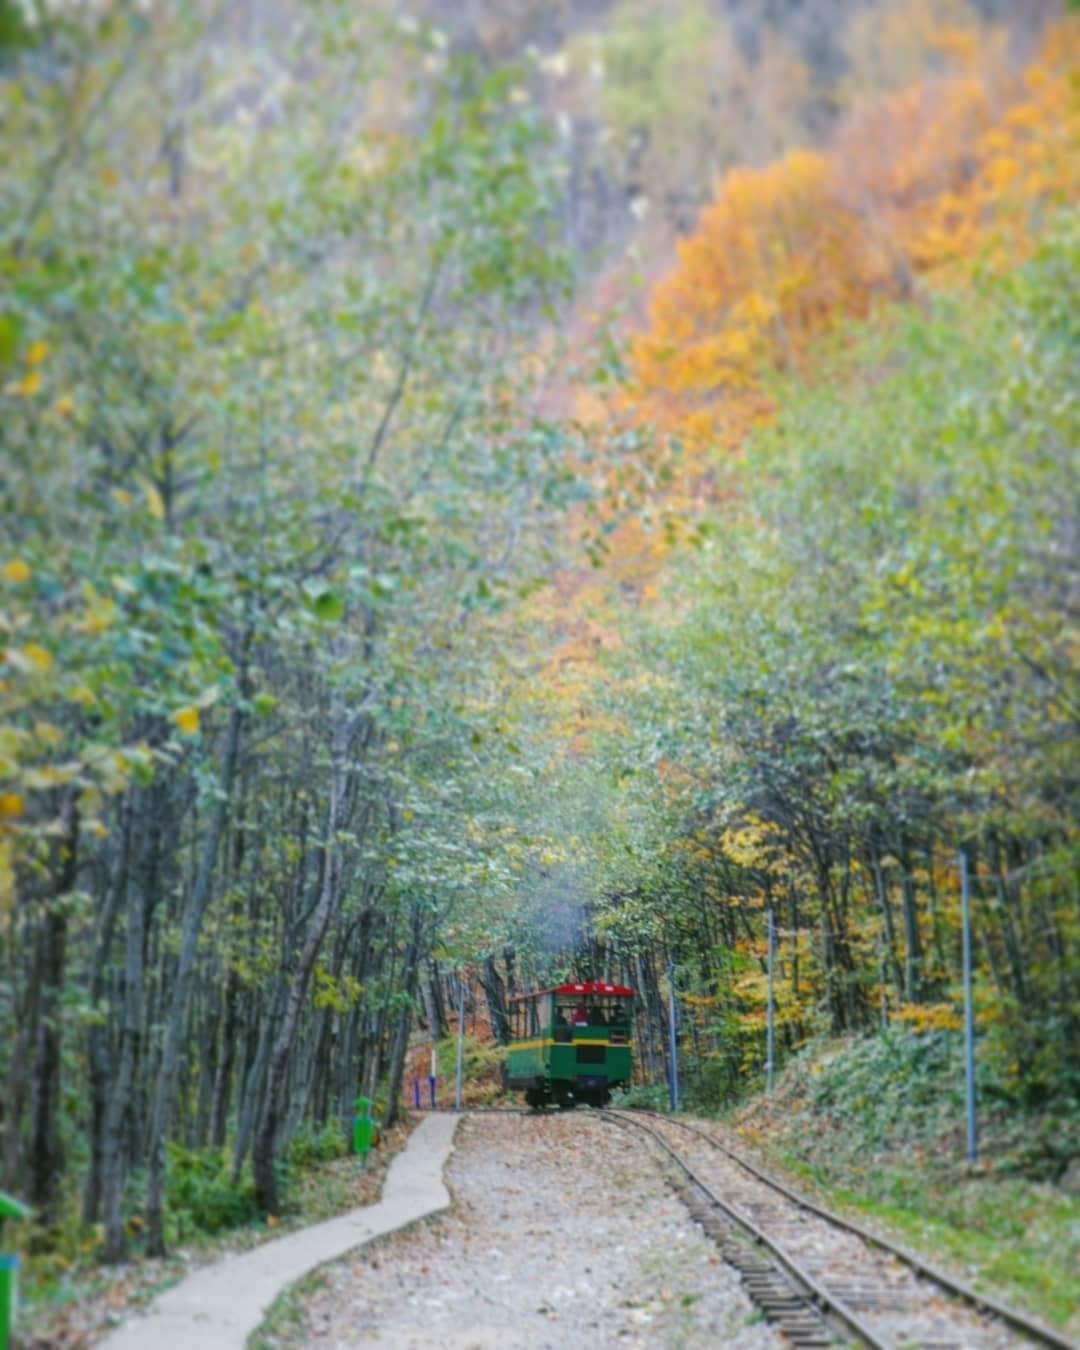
101, 1113, 460, 1350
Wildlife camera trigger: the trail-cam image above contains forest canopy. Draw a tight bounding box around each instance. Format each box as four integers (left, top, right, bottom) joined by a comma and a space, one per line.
0, 0, 1076, 1307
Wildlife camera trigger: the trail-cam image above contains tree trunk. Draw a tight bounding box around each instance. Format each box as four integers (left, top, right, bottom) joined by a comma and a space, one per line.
871, 853, 904, 1000
28, 794, 78, 1223
252, 730, 349, 1214
145, 702, 243, 1256
899, 843, 923, 1003
426, 959, 447, 1040
101, 794, 155, 1263
82, 803, 130, 1224
480, 953, 509, 1046
383, 905, 423, 1128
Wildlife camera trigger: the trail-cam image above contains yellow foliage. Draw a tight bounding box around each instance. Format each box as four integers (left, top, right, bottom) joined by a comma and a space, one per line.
33, 722, 62, 748
893, 1001, 964, 1033
25, 340, 49, 367
22, 765, 77, 789
0, 793, 24, 818
77, 593, 117, 636
5, 368, 42, 398
2, 560, 30, 584
23, 643, 52, 672
144, 481, 166, 521
172, 706, 200, 735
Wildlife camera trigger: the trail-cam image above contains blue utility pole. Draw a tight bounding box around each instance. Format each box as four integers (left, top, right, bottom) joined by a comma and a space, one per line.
959, 850, 978, 1163
667, 961, 680, 1112
766, 902, 776, 1094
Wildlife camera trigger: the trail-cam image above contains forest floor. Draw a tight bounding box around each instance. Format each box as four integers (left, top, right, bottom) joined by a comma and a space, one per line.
17, 1117, 418, 1349
254, 1111, 781, 1349
724, 1035, 1080, 1337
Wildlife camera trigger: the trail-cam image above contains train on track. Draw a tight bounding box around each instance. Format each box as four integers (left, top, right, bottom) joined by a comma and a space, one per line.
506, 980, 635, 1108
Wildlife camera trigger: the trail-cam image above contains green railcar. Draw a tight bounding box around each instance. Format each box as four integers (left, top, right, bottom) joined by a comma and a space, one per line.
506, 980, 635, 1108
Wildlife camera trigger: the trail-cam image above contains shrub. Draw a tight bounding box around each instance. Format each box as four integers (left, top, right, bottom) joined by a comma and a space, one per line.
164, 1143, 260, 1236
286, 1122, 348, 1168
613, 1081, 671, 1110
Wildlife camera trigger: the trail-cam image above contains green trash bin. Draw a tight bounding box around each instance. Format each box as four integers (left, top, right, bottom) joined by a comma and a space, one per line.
0, 1191, 30, 1350
0, 1254, 18, 1350
353, 1096, 373, 1162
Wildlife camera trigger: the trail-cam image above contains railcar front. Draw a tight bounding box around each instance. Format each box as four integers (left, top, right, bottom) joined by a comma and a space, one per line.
506, 981, 635, 1109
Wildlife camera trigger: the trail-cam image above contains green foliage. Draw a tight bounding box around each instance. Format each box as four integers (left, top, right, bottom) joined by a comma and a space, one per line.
434, 1033, 506, 1105
163, 1144, 260, 1236
580, 214, 1079, 1105
758, 1028, 1079, 1181
0, 0, 585, 1267
612, 1081, 671, 1111
285, 1124, 348, 1170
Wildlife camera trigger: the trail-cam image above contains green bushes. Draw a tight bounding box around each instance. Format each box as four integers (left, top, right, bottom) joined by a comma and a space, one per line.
682, 1054, 745, 1114
756, 1029, 1079, 1181
164, 1144, 260, 1237
285, 1124, 348, 1170
613, 1081, 671, 1110
433, 1034, 507, 1104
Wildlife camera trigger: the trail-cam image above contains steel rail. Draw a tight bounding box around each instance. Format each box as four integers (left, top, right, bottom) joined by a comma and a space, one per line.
624, 1108, 1077, 1350
599, 1108, 887, 1348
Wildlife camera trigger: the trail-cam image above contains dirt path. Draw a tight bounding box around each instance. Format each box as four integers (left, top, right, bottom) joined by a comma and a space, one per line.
271, 1112, 782, 1348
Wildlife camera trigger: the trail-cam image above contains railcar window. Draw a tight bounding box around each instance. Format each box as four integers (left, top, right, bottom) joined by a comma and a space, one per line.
596, 998, 632, 1027
553, 995, 632, 1027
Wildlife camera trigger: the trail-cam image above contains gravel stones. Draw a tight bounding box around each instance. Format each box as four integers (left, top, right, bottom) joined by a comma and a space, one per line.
285, 1112, 782, 1348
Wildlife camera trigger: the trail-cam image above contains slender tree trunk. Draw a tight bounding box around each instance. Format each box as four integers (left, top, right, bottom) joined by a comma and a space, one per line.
899, 843, 923, 1003
211, 962, 241, 1150
82, 803, 131, 1223
384, 904, 423, 1128
480, 953, 509, 1046
145, 702, 243, 1256
871, 853, 904, 1000
101, 796, 155, 1263
252, 726, 350, 1214
988, 833, 1028, 1003
28, 795, 78, 1222
427, 959, 447, 1039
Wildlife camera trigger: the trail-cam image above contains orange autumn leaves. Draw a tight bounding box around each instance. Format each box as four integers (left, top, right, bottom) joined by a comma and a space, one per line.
630, 20, 1079, 457
519, 17, 1077, 758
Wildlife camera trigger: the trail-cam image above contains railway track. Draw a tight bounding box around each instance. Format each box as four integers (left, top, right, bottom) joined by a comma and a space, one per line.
598, 1108, 1076, 1350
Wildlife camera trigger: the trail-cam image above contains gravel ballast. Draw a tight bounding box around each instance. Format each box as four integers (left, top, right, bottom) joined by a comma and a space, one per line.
275, 1111, 782, 1348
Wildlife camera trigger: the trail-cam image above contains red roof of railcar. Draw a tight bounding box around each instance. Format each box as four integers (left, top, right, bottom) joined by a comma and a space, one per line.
508, 980, 635, 1002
